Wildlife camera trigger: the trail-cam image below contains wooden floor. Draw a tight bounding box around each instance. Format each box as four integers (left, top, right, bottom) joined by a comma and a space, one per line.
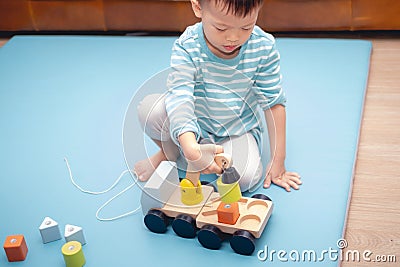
342, 39, 400, 266
0, 36, 399, 265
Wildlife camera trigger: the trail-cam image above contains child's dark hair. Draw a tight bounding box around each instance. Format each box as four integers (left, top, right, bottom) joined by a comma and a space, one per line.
200, 0, 263, 17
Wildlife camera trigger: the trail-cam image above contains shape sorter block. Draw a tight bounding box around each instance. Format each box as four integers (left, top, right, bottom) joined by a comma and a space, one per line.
140, 161, 179, 215
217, 202, 240, 225
65, 224, 86, 245
39, 217, 61, 243
3, 235, 28, 262
62, 241, 86, 267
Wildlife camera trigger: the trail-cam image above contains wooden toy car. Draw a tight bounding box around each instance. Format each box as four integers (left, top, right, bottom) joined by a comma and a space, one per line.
141, 161, 273, 255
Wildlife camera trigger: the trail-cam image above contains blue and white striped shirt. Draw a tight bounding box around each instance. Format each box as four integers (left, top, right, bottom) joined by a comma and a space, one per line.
165, 23, 286, 150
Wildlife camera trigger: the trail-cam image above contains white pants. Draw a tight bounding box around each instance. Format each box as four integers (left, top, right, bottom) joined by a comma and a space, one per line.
137, 94, 263, 192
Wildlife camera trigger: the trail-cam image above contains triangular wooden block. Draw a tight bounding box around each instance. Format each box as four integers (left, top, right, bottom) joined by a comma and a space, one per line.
64, 224, 86, 245
39, 217, 61, 244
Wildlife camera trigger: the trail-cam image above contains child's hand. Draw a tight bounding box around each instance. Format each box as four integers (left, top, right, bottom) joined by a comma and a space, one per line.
263, 159, 301, 192
178, 132, 224, 174
183, 143, 224, 174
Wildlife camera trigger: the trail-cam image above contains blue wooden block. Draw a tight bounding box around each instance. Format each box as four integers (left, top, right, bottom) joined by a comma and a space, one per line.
39, 217, 61, 244
64, 224, 86, 245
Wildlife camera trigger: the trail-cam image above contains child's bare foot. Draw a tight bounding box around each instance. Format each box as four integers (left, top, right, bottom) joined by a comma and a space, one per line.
134, 150, 167, 182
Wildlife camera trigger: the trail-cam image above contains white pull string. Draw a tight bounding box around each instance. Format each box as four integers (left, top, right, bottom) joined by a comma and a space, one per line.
64, 157, 141, 221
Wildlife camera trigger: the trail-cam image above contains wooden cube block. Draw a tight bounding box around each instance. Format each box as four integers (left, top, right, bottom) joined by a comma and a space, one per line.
64, 224, 86, 245
3, 235, 28, 262
39, 217, 61, 243
217, 202, 240, 225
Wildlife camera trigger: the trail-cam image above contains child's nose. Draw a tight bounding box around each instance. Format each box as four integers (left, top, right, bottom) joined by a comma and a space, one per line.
226, 30, 239, 43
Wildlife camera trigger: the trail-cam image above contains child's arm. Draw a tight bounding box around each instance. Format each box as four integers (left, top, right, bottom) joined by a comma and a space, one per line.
178, 132, 224, 174
263, 104, 301, 191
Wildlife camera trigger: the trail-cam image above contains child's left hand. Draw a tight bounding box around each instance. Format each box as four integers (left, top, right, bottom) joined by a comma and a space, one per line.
263, 160, 302, 192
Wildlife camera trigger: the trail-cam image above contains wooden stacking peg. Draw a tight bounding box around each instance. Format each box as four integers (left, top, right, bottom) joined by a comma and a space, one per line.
62, 241, 86, 267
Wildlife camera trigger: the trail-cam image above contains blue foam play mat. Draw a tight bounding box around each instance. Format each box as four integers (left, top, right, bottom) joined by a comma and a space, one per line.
0, 35, 371, 266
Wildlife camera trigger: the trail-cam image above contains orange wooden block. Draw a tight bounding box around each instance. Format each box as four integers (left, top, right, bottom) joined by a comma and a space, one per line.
217, 202, 240, 225
3, 235, 28, 262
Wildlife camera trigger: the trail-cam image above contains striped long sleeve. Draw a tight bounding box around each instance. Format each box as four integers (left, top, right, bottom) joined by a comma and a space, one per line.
165, 23, 286, 148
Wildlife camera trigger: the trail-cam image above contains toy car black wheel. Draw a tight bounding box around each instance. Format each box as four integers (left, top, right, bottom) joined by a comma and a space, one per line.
197, 224, 223, 250
172, 214, 197, 238
144, 209, 169, 234
230, 230, 256, 255
251, 193, 272, 201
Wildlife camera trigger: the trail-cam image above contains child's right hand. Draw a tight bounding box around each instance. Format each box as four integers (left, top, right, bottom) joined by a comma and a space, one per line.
185, 143, 224, 174
179, 132, 224, 174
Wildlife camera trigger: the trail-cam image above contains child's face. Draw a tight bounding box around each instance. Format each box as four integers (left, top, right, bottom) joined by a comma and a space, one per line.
192, 0, 260, 59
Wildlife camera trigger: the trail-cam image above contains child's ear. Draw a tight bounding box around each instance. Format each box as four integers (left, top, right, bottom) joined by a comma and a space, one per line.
191, 0, 202, 18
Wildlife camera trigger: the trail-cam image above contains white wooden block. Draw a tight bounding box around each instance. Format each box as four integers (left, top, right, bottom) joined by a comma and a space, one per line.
140, 161, 179, 215
64, 224, 86, 245
39, 217, 61, 243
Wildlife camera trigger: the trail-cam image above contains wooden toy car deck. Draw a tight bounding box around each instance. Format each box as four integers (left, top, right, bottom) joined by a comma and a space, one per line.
196, 193, 273, 238
160, 185, 215, 219
159, 186, 273, 239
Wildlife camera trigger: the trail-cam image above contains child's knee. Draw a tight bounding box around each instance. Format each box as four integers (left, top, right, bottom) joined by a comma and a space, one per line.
238, 162, 263, 192
137, 94, 165, 125
137, 94, 168, 140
